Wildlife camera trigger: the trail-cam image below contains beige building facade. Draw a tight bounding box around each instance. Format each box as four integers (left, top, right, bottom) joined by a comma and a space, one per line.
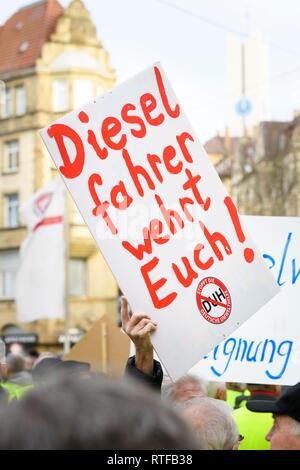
205, 117, 300, 220
0, 0, 118, 347
231, 119, 300, 217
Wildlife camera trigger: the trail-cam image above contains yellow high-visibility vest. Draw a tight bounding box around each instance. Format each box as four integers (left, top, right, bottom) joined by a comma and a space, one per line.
233, 405, 273, 450
1, 382, 33, 401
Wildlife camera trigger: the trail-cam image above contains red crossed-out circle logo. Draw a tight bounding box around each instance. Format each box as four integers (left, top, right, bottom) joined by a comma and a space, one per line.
196, 277, 232, 325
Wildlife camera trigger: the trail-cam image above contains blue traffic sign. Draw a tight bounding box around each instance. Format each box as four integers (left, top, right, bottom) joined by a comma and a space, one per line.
235, 98, 252, 116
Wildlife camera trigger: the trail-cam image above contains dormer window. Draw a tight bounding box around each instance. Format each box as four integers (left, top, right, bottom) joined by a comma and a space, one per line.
19, 41, 29, 53
15, 21, 23, 31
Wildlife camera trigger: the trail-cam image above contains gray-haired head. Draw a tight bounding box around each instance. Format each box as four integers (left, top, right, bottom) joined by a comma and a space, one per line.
176, 396, 239, 450
162, 374, 208, 404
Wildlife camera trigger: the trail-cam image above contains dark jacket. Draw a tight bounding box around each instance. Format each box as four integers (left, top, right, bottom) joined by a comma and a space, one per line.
125, 356, 163, 391
0, 385, 8, 406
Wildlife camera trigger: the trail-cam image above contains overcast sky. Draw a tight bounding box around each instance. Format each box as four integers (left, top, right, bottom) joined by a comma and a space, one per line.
1, 0, 300, 142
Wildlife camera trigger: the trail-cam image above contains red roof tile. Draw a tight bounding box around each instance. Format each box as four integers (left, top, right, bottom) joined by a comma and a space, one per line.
0, 0, 64, 76
204, 134, 238, 155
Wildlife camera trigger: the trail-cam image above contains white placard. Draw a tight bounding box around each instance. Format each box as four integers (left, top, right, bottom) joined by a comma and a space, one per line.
191, 216, 300, 385
40, 64, 278, 380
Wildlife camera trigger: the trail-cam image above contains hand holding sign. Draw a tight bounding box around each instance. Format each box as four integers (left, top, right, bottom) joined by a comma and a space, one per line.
121, 296, 157, 376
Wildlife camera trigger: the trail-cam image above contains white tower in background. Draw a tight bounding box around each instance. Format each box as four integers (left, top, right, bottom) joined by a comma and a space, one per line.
226, 32, 270, 136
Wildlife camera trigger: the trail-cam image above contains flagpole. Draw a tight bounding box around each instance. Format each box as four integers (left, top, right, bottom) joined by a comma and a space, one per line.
63, 187, 71, 354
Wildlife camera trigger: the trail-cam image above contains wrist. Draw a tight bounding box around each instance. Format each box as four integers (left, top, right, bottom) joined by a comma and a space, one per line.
135, 348, 154, 376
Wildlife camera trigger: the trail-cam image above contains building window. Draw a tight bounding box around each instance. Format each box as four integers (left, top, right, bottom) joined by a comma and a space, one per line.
69, 258, 87, 296
53, 79, 68, 112
73, 80, 93, 109
0, 250, 19, 300
2, 88, 12, 118
4, 194, 19, 228
16, 85, 26, 116
4, 140, 19, 173
15, 21, 23, 31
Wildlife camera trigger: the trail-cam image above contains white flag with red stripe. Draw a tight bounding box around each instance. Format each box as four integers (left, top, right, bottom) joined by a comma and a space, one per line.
16, 178, 65, 322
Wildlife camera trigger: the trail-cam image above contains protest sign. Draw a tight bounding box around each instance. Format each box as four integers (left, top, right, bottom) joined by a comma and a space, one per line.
190, 216, 300, 385
40, 63, 278, 379
244, 216, 300, 289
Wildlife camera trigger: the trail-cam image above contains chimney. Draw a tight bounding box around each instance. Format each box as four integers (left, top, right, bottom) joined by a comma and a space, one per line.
224, 126, 230, 152
293, 109, 300, 119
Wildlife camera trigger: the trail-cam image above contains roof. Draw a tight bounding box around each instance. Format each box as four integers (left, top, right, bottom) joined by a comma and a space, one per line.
204, 134, 238, 155
0, 0, 64, 76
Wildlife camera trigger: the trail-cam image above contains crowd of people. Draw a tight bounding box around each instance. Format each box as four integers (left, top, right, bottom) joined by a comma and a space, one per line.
0, 297, 299, 450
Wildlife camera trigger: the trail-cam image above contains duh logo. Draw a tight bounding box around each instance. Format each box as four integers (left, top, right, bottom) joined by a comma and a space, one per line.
196, 277, 232, 325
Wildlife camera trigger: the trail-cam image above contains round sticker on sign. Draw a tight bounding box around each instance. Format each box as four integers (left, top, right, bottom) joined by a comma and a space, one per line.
196, 277, 232, 325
